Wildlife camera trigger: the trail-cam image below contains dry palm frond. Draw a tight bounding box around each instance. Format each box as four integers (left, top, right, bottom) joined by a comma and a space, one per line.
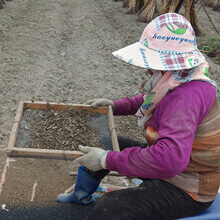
160, 0, 173, 14
175, 0, 184, 13
139, 0, 145, 10
190, 2, 201, 35
204, 0, 215, 7
123, 0, 130, 8
213, 0, 220, 11
121, 0, 203, 36
161, 0, 182, 14
161, 0, 168, 12
138, 0, 157, 22
184, 0, 200, 35
138, 0, 151, 15
171, 0, 183, 12
0, 0, 5, 9
126, 0, 143, 14
155, 4, 159, 12
183, 0, 193, 22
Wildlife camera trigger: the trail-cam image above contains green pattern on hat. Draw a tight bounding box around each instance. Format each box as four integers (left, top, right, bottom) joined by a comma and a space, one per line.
143, 38, 148, 47
166, 24, 187, 35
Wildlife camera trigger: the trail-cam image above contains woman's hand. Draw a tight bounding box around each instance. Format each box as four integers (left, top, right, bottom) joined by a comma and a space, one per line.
74, 145, 109, 171
84, 98, 114, 110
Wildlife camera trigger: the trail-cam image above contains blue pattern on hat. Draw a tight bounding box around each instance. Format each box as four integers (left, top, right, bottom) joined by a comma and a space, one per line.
159, 53, 169, 70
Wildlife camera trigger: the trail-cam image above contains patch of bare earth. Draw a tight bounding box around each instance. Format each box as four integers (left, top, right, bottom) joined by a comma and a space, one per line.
0, 0, 219, 217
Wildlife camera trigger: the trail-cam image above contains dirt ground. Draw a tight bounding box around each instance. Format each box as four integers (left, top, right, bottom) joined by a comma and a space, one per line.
0, 0, 219, 219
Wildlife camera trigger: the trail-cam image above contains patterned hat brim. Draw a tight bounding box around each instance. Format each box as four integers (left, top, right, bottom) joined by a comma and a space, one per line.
112, 42, 205, 70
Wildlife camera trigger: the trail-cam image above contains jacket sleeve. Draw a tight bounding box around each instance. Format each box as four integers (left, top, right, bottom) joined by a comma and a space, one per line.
113, 94, 145, 116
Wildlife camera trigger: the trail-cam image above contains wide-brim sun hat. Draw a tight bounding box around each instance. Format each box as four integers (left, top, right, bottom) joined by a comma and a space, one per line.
112, 13, 205, 71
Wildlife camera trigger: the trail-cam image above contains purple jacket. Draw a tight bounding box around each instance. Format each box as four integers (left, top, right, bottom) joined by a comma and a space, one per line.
106, 81, 216, 179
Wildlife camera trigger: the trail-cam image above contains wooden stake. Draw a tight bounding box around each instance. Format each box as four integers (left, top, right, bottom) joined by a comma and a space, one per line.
6, 148, 84, 160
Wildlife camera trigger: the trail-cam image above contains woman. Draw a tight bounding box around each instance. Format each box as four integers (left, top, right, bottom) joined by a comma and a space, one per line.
57, 13, 220, 219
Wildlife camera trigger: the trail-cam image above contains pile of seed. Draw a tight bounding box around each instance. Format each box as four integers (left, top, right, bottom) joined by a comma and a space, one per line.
16, 107, 110, 151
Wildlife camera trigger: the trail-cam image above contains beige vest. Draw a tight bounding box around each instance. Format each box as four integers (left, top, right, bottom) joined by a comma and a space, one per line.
145, 98, 220, 202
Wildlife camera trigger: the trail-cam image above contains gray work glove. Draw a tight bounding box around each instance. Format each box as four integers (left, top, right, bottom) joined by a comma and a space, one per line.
74, 145, 109, 171
84, 98, 115, 111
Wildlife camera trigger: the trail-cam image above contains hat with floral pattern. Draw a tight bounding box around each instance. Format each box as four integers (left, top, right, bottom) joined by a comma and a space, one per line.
112, 13, 205, 70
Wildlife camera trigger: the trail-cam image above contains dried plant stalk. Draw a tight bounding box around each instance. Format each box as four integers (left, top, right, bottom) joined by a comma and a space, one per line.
160, 0, 172, 14
204, 0, 215, 7
161, 0, 183, 14
0, 0, 4, 9
190, 2, 201, 35
126, 0, 142, 14
184, 0, 200, 35
155, 4, 159, 13
184, 0, 192, 22
175, 0, 184, 13
161, 0, 168, 12
138, 0, 151, 15
138, 0, 157, 22
123, 0, 130, 8
213, 0, 220, 11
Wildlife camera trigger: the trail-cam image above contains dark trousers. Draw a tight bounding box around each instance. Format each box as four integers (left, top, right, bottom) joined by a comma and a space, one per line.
85, 137, 213, 220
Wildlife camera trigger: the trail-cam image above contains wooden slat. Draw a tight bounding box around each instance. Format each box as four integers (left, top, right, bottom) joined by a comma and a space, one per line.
6, 147, 84, 160
108, 106, 120, 152
8, 101, 24, 149
14, 101, 24, 122
7, 122, 20, 149
111, 128, 120, 151
108, 105, 115, 131
24, 101, 108, 114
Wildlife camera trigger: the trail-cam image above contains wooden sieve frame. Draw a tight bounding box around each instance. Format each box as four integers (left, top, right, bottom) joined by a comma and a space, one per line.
6, 101, 119, 160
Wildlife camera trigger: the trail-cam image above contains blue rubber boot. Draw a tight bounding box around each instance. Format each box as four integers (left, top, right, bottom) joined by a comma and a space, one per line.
57, 166, 101, 204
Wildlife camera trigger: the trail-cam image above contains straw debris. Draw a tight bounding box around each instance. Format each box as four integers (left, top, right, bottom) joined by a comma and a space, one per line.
16, 107, 111, 151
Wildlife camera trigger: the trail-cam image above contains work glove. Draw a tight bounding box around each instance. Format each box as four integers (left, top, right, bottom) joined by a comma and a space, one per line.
74, 145, 109, 171
84, 98, 114, 111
